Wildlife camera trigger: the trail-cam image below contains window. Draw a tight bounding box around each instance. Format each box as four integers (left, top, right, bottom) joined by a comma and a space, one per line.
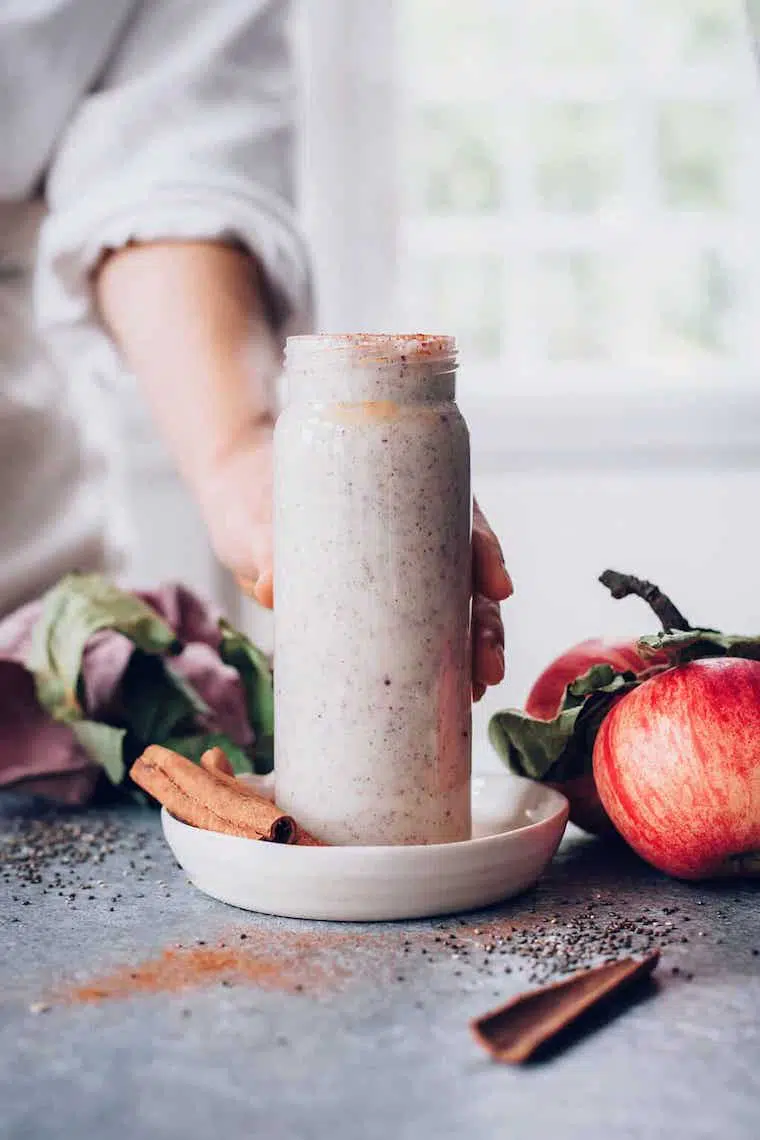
298, 0, 760, 462
397, 0, 760, 396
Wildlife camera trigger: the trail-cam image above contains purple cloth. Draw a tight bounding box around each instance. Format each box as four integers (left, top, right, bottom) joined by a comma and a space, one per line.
0, 584, 252, 805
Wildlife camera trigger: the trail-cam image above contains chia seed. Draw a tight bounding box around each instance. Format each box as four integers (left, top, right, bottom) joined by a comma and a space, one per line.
1, 813, 153, 898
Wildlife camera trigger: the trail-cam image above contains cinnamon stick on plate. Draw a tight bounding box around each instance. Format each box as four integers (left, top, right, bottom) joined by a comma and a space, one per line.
471, 951, 660, 1065
198, 747, 324, 846
130, 745, 297, 844
200, 746, 236, 778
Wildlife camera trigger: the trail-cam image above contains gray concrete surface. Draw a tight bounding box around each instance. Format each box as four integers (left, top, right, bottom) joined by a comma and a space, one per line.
1, 794, 759, 1140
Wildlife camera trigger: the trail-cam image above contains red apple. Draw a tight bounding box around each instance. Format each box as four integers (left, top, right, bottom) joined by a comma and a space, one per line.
525, 639, 657, 720
542, 770, 616, 837
593, 657, 760, 879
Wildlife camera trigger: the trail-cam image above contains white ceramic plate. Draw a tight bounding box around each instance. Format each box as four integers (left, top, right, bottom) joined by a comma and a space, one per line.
162, 773, 568, 922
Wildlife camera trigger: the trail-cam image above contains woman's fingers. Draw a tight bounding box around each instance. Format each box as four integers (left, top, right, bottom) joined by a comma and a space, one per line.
236, 565, 273, 609
472, 593, 505, 692
472, 500, 512, 602
235, 549, 274, 611
473, 593, 505, 647
470, 500, 510, 701
253, 569, 274, 609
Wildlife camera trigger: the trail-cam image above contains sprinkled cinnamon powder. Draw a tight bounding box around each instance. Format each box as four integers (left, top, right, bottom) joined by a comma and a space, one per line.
64, 947, 313, 1004
55, 928, 358, 1006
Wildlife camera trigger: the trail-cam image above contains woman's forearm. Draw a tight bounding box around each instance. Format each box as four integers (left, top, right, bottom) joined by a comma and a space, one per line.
94, 240, 279, 495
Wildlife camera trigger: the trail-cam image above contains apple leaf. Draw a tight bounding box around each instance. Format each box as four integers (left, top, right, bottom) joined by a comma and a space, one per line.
639, 629, 760, 666
489, 665, 637, 784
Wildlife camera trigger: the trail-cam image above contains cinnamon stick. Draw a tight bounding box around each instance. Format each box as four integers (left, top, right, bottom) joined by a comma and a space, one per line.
200, 746, 235, 777
198, 748, 325, 846
471, 951, 659, 1064
130, 745, 297, 844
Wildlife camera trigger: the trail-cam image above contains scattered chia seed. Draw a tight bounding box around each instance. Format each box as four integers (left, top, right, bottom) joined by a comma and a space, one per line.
418, 903, 691, 986
1, 813, 153, 898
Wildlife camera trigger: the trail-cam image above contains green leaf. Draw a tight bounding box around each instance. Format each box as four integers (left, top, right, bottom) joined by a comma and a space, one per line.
71, 721, 127, 785
24, 573, 273, 791
218, 620, 274, 773
120, 653, 209, 743
566, 662, 621, 700
489, 664, 638, 785
28, 574, 178, 723
489, 703, 585, 781
639, 629, 760, 666
162, 732, 254, 775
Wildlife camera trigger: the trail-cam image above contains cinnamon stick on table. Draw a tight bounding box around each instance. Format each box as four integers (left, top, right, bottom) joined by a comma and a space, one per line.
130, 745, 297, 844
471, 951, 660, 1065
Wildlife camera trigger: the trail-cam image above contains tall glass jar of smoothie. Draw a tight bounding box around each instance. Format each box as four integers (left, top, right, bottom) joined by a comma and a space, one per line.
274, 334, 471, 846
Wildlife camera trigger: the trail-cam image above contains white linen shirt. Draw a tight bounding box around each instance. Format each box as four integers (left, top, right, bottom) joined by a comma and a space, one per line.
0, 0, 311, 617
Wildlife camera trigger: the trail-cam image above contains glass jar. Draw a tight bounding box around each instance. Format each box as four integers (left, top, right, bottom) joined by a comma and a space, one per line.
274, 334, 471, 845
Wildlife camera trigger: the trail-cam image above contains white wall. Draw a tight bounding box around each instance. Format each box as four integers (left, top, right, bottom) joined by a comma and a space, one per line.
471, 465, 760, 749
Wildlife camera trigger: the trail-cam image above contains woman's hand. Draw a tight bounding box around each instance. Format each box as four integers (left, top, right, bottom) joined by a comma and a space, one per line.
96, 241, 281, 609
196, 422, 276, 610
471, 499, 512, 701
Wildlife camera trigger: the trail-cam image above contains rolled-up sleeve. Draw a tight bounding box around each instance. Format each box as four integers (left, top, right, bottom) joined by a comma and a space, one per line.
35, 0, 312, 365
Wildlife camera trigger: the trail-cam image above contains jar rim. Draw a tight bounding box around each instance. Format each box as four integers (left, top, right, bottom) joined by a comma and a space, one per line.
285, 333, 457, 370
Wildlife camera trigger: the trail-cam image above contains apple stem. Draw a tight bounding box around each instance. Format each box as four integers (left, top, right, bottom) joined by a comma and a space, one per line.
598, 571, 692, 632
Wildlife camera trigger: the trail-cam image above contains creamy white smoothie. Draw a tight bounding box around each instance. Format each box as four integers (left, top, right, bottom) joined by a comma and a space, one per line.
274, 334, 471, 845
